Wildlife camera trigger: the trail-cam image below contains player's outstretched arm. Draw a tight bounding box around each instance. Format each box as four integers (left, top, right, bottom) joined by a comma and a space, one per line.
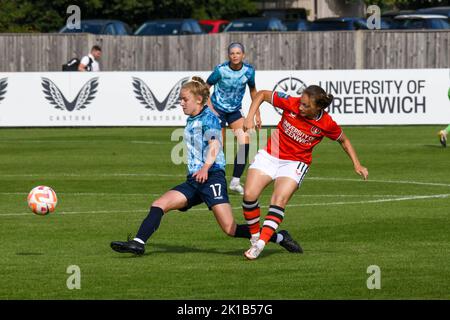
337, 133, 369, 180
249, 87, 262, 129
244, 90, 272, 131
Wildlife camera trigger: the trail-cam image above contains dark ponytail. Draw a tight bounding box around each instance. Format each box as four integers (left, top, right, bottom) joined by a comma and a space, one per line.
303, 85, 333, 109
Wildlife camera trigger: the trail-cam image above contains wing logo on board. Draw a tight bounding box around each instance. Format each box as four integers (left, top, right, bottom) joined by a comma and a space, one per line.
132, 77, 189, 111
272, 77, 307, 116
41, 77, 99, 112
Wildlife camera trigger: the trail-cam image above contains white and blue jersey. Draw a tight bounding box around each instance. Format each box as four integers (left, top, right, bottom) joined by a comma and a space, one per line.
185, 106, 225, 175
207, 62, 256, 113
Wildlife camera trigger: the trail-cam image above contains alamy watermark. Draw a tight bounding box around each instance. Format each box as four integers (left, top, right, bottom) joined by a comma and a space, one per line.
170, 127, 278, 165
366, 5, 381, 30
66, 265, 81, 290
367, 265, 381, 289
66, 5, 81, 30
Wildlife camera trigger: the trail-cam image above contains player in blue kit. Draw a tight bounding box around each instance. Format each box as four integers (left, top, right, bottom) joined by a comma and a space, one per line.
206, 42, 261, 195
110, 77, 300, 255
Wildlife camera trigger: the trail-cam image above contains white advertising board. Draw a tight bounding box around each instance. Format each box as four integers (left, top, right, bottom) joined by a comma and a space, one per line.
0, 69, 448, 126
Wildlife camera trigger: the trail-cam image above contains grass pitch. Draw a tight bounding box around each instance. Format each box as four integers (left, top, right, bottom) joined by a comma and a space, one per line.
0, 126, 449, 299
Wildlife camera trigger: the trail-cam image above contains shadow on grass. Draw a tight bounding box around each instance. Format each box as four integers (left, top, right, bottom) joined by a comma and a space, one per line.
112, 242, 283, 259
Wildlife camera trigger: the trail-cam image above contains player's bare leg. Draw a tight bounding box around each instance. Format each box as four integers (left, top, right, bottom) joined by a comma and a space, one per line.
212, 203, 237, 236
245, 177, 301, 260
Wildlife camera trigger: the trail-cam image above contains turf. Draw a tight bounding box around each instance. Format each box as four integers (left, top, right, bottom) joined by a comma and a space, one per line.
0, 126, 449, 299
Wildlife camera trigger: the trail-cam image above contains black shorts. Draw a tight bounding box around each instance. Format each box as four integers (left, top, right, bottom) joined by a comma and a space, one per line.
215, 108, 243, 128
171, 170, 229, 211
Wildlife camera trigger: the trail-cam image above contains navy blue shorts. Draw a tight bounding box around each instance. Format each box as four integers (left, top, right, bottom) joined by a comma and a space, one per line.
171, 170, 229, 211
215, 108, 243, 128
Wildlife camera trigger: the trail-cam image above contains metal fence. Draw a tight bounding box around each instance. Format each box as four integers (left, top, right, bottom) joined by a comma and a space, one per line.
0, 30, 449, 72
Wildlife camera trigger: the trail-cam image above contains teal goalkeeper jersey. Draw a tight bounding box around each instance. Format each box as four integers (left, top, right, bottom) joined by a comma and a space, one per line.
207, 61, 256, 113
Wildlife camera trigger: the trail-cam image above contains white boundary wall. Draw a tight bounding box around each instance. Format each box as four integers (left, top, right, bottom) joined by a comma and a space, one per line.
0, 69, 449, 127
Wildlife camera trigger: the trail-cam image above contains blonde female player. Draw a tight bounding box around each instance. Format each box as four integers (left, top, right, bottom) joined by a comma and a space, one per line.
110, 77, 299, 255
206, 42, 261, 195
241, 85, 369, 260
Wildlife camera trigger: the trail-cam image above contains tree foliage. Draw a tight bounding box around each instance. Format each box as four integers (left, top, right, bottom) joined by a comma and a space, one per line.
0, 0, 258, 32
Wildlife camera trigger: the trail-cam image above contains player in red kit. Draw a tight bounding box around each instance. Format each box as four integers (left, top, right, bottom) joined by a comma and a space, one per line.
242, 85, 369, 260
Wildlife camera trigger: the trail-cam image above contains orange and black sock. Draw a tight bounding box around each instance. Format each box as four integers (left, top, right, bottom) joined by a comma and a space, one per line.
242, 199, 260, 235
260, 205, 285, 244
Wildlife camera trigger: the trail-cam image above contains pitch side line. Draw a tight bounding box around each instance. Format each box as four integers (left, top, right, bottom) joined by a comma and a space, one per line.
0, 192, 427, 198
1, 194, 449, 217
308, 177, 450, 188
0, 192, 163, 197
2, 173, 450, 188
205, 194, 450, 210
0, 173, 185, 177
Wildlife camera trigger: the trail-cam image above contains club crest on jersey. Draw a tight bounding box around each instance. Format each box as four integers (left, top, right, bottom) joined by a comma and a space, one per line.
272, 77, 308, 116
311, 126, 321, 135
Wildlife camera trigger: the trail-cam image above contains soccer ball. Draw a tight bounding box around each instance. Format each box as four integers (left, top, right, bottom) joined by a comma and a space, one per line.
27, 186, 58, 215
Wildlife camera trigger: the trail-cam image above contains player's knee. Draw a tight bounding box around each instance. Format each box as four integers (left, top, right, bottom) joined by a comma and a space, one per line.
243, 189, 258, 202
151, 199, 168, 212
270, 195, 288, 208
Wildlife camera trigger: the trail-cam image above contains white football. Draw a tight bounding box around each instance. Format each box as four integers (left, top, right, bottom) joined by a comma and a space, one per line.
27, 186, 58, 215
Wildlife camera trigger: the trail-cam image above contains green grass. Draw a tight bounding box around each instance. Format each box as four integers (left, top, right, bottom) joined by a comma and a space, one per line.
0, 126, 449, 299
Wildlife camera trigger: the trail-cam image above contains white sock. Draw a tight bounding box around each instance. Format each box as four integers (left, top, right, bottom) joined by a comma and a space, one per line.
256, 239, 266, 250
230, 177, 240, 186
251, 232, 260, 241
133, 238, 145, 244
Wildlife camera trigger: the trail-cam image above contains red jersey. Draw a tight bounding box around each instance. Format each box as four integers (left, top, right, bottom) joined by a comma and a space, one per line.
265, 91, 343, 165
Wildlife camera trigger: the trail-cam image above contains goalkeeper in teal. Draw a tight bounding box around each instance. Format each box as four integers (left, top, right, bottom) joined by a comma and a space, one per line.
110, 77, 301, 256
206, 42, 260, 195
437, 87, 450, 147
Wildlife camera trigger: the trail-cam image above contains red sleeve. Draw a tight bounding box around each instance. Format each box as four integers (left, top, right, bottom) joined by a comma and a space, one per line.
272, 91, 300, 114
323, 116, 343, 141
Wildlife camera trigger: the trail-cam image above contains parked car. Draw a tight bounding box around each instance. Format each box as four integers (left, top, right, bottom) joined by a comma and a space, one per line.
134, 19, 204, 36
199, 20, 229, 33
416, 6, 450, 18
309, 17, 390, 31
284, 19, 310, 31
381, 10, 415, 25
59, 19, 132, 35
224, 17, 287, 32
391, 14, 450, 29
